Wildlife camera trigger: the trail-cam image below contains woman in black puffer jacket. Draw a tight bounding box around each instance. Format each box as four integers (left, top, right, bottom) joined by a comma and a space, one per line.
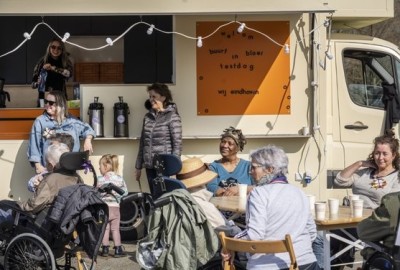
135, 83, 182, 198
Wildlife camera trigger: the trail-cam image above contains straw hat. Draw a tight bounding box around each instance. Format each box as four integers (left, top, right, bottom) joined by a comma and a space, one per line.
176, 157, 217, 189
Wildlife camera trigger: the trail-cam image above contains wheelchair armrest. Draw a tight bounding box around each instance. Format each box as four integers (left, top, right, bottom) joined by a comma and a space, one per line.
0, 200, 36, 219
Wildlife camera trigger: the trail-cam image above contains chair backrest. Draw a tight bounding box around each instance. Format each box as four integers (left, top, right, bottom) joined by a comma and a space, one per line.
153, 154, 184, 197
59, 151, 90, 171
219, 231, 298, 270
153, 154, 182, 177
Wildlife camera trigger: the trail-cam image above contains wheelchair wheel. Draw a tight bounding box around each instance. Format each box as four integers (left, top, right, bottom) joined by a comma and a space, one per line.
3, 233, 56, 270
120, 193, 146, 241
362, 250, 396, 270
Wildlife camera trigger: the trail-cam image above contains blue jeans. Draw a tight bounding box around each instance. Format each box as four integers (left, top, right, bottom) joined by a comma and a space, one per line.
0, 208, 12, 223
312, 232, 324, 269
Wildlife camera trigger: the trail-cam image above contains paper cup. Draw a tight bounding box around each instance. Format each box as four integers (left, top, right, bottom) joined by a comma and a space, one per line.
349, 194, 360, 202
328, 198, 340, 215
39, 99, 44, 108
307, 195, 316, 211
238, 184, 248, 198
314, 202, 326, 221
352, 199, 364, 217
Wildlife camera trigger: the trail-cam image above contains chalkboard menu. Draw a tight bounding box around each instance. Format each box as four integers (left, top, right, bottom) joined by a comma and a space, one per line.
196, 21, 290, 115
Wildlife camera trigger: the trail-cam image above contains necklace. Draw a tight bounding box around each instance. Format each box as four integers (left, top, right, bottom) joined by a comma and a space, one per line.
370, 169, 396, 189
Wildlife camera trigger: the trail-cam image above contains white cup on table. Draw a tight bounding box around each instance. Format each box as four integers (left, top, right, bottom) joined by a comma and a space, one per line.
328, 198, 340, 215
352, 199, 364, 217
349, 194, 359, 202
238, 184, 248, 199
307, 194, 316, 211
314, 202, 326, 220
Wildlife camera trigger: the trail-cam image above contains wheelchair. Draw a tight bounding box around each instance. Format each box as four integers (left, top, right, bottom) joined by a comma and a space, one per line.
122, 154, 245, 270
0, 151, 124, 270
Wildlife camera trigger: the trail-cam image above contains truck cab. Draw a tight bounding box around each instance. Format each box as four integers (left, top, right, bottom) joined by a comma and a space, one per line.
328, 33, 400, 189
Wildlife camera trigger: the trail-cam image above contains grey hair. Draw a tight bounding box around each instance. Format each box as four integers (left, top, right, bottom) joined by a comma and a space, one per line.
45, 143, 70, 168
249, 145, 289, 176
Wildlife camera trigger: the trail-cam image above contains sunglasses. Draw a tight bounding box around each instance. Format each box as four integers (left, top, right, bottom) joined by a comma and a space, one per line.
50, 45, 62, 51
44, 99, 56, 106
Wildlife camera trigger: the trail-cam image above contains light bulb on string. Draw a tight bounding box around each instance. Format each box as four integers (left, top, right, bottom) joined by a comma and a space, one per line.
62, 32, 70, 42
237, 23, 246, 33
325, 51, 334, 60
323, 19, 330, 28
23, 32, 31, 40
147, 24, 155, 35
197, 36, 203, 48
106, 37, 114, 46
284, 44, 290, 54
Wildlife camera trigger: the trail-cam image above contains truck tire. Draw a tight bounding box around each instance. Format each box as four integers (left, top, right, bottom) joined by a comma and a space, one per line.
119, 192, 147, 241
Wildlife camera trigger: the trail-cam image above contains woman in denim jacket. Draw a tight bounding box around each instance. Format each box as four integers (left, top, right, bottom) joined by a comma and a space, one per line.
28, 90, 95, 174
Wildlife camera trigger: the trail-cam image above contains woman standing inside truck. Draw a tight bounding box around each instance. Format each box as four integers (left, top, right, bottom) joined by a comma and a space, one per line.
334, 129, 400, 209
31, 37, 73, 106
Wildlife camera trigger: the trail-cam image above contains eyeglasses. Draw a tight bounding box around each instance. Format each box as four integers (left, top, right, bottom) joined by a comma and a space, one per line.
50, 45, 62, 51
44, 99, 56, 106
250, 164, 263, 170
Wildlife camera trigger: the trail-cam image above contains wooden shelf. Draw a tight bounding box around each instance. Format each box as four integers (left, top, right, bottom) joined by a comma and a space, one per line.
0, 108, 80, 140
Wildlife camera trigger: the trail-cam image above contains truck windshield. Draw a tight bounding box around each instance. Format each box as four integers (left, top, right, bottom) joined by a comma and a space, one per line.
343, 49, 399, 109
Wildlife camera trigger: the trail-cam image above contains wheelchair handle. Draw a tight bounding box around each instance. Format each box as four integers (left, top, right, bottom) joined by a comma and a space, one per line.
153, 196, 173, 208
98, 183, 125, 196
120, 192, 145, 204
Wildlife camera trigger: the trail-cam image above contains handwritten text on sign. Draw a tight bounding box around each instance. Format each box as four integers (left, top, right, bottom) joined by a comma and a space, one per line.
196, 21, 290, 115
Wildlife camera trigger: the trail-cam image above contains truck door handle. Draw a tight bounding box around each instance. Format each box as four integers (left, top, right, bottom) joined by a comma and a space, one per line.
344, 124, 368, 130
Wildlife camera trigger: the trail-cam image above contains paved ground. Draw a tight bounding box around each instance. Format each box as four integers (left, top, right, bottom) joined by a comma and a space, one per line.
81, 240, 142, 270
0, 240, 364, 269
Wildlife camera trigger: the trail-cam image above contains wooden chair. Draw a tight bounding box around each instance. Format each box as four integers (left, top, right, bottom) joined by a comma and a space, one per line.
219, 231, 299, 270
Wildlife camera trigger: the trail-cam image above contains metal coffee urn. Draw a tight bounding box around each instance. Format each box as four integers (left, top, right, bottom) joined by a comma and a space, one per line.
88, 97, 104, 137
114, 96, 130, 137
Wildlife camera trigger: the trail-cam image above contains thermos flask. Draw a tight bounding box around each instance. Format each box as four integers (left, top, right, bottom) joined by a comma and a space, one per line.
88, 97, 104, 137
114, 96, 130, 137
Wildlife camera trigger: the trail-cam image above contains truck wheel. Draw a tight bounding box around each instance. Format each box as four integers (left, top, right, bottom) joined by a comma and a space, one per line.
120, 192, 147, 241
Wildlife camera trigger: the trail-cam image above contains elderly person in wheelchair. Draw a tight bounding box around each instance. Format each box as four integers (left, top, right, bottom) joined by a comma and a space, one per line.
0, 143, 78, 222
0, 144, 110, 270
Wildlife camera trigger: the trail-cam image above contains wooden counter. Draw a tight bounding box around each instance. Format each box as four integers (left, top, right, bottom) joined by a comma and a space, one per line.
0, 108, 80, 140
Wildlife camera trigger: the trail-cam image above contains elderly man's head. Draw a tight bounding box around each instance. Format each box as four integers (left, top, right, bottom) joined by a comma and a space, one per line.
45, 143, 69, 171
249, 145, 289, 185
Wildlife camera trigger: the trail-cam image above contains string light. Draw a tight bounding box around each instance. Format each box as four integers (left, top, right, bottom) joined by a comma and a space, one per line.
325, 51, 333, 60
323, 19, 330, 28
0, 19, 331, 59
106, 37, 114, 46
23, 32, 31, 40
284, 44, 290, 54
147, 24, 154, 35
62, 32, 70, 42
197, 36, 203, 48
237, 23, 246, 33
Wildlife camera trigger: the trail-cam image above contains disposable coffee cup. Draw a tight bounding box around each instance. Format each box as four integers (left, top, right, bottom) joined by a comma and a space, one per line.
328, 198, 339, 215
238, 184, 248, 198
349, 194, 360, 215
349, 194, 360, 202
39, 99, 44, 108
352, 199, 364, 217
314, 202, 326, 221
307, 195, 316, 211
